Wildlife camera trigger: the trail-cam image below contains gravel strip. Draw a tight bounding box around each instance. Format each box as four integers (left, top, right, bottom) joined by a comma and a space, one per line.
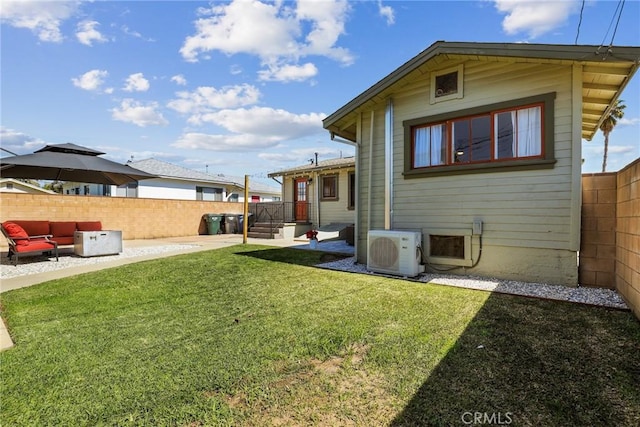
317, 257, 629, 310
1, 245, 198, 280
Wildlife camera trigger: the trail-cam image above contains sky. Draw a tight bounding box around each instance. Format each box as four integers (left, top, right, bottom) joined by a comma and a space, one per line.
1, 0, 639, 186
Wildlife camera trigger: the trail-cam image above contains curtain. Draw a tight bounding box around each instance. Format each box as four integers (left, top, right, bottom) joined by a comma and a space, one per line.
516, 107, 542, 157
430, 125, 443, 165
414, 127, 429, 167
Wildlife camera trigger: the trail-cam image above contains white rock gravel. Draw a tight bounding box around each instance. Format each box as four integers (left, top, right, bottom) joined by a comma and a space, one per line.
1, 245, 197, 280
317, 256, 629, 310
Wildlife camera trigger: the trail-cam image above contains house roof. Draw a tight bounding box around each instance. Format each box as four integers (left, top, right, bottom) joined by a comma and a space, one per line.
0, 178, 56, 194
268, 157, 355, 178
323, 41, 640, 142
129, 158, 280, 195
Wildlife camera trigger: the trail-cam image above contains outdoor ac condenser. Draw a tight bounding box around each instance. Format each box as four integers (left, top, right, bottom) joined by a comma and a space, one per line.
367, 230, 425, 276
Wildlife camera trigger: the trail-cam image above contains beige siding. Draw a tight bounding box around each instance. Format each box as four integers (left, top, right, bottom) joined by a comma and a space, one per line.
317, 169, 355, 226
357, 58, 580, 285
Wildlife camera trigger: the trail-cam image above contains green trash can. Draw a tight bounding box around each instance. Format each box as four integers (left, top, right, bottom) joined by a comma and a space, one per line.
203, 213, 222, 235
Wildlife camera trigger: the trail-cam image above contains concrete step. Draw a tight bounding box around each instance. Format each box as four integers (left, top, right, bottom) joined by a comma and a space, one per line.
250, 226, 278, 233
247, 231, 282, 239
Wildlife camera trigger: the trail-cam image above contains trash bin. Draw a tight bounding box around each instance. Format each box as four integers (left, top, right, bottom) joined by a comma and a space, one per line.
203, 213, 223, 235
223, 213, 238, 234
237, 213, 255, 233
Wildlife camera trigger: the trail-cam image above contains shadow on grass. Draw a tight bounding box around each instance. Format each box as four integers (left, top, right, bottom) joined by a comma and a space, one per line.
233, 246, 352, 268
390, 292, 640, 426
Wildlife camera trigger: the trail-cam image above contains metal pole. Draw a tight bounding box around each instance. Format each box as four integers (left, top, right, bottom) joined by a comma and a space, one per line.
243, 175, 249, 244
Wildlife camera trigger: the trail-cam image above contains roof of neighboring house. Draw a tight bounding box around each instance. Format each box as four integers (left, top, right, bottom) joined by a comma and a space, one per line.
0, 178, 56, 194
129, 158, 280, 195
268, 157, 355, 178
323, 41, 640, 142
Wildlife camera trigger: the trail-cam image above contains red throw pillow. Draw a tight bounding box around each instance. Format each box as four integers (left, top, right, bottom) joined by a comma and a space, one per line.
2, 222, 29, 246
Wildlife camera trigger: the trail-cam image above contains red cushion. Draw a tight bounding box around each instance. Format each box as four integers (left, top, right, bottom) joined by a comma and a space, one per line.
2, 222, 29, 246
51, 236, 74, 245
14, 240, 56, 253
49, 221, 77, 237
12, 220, 50, 236
76, 221, 102, 231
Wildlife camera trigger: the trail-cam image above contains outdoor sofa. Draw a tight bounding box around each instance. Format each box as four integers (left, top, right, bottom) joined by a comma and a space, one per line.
1, 220, 103, 265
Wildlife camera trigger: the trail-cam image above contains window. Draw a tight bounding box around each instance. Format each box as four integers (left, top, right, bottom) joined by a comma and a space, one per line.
405, 93, 555, 177
426, 229, 473, 267
196, 186, 223, 201
430, 65, 463, 104
348, 172, 356, 210
321, 175, 338, 200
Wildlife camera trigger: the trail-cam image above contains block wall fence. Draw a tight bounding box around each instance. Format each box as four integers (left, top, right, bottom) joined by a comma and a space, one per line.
581, 158, 640, 320
0, 194, 243, 240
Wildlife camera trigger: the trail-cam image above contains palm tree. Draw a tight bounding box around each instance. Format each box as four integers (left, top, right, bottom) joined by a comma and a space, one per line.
599, 99, 626, 172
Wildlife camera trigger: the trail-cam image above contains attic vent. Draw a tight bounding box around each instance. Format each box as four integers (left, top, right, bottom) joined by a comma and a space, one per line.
430, 64, 464, 104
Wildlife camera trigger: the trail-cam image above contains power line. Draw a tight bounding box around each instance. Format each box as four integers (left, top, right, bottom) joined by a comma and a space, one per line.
608, 0, 625, 48
575, 0, 585, 44
597, 0, 623, 51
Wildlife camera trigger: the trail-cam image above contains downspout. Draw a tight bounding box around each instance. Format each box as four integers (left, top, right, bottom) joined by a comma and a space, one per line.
368, 110, 374, 234
385, 98, 394, 230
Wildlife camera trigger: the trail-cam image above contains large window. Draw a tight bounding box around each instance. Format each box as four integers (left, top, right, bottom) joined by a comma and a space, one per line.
404, 93, 555, 177
413, 104, 542, 169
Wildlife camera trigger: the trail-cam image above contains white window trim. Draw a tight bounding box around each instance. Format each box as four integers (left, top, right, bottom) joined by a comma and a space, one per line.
426, 228, 473, 267
430, 64, 464, 104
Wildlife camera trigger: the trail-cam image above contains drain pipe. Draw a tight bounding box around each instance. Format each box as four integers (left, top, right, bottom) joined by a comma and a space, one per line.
368, 110, 374, 234
384, 98, 394, 230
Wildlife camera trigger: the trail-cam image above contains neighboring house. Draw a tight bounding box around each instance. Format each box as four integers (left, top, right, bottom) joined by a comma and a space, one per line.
268, 157, 355, 227
62, 158, 280, 202
323, 41, 640, 286
0, 178, 55, 194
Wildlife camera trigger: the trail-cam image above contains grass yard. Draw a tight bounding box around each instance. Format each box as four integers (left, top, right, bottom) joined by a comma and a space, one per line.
1, 244, 639, 426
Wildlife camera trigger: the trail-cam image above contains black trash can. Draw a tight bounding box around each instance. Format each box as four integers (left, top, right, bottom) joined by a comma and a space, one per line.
237, 213, 255, 233
202, 213, 223, 235
223, 213, 238, 234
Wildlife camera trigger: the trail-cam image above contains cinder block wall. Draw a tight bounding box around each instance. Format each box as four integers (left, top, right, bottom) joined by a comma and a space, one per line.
0, 194, 243, 240
616, 159, 640, 319
580, 173, 617, 288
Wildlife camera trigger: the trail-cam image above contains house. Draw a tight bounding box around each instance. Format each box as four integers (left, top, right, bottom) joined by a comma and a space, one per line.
0, 178, 55, 195
323, 41, 640, 286
268, 156, 355, 228
62, 158, 281, 202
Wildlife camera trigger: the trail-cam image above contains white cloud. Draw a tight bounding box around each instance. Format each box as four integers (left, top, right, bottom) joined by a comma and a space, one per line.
173, 132, 282, 152
171, 74, 187, 86
0, 0, 80, 42
123, 73, 150, 92
259, 147, 344, 163
0, 127, 47, 153
111, 99, 168, 127
378, 1, 395, 25
493, 0, 578, 38
172, 107, 326, 152
198, 107, 326, 140
180, 0, 352, 82
618, 117, 640, 126
72, 69, 109, 92
167, 84, 261, 119
258, 62, 318, 82
76, 20, 107, 46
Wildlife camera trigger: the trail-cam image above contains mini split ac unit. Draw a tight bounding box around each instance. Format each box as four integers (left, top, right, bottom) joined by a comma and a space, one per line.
367, 230, 425, 277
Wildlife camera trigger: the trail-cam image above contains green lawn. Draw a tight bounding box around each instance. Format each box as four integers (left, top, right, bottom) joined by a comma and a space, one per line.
1, 245, 639, 426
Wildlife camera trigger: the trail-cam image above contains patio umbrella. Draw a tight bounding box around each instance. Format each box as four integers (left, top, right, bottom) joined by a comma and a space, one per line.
0, 143, 156, 186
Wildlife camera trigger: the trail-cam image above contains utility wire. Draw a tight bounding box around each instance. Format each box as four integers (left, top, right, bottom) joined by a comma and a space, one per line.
608, 0, 625, 48
575, 0, 585, 44
597, 0, 623, 53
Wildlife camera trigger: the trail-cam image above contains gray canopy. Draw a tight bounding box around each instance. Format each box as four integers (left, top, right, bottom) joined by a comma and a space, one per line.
0, 143, 156, 186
